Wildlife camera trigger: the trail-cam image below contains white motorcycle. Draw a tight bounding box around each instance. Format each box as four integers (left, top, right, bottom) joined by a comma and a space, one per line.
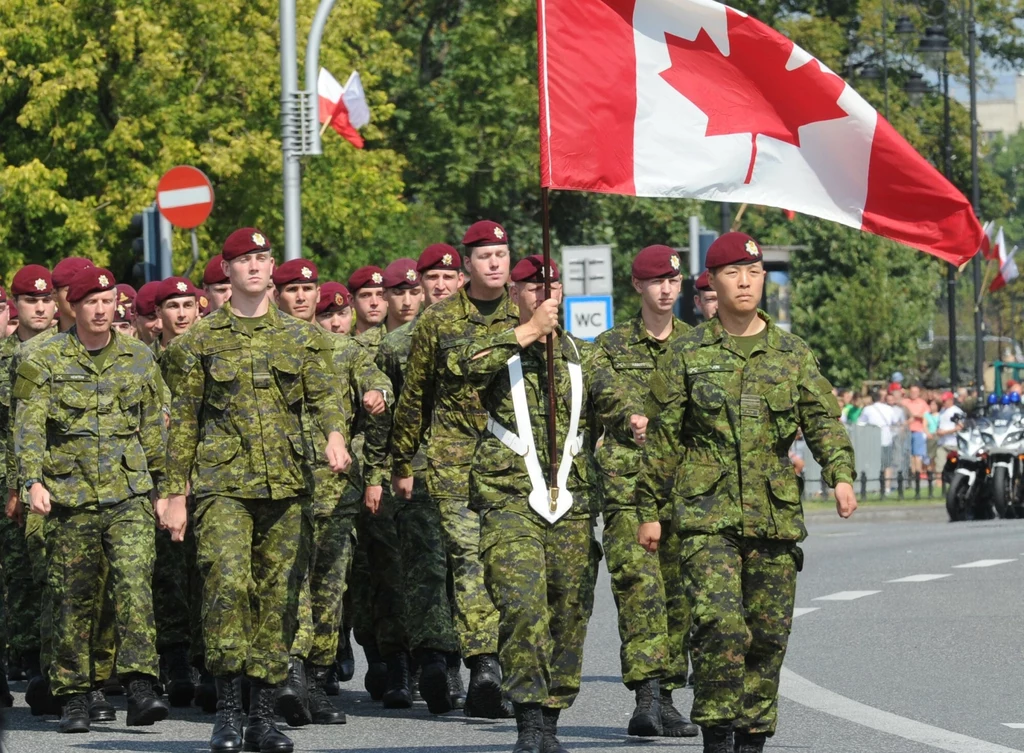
981, 411, 1024, 519
946, 420, 990, 522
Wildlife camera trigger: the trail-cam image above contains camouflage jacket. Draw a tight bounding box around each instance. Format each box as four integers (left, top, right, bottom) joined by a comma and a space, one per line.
590, 313, 690, 513
456, 329, 598, 519
355, 324, 386, 358
635, 312, 855, 541
0, 333, 24, 489
6, 330, 56, 489
161, 302, 347, 501
391, 287, 520, 499
315, 333, 392, 513
13, 329, 167, 508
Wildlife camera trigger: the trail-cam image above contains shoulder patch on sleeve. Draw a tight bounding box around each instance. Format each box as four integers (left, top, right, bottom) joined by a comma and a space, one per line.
15, 360, 47, 387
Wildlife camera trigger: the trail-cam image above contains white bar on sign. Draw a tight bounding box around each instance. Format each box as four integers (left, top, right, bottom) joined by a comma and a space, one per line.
158, 186, 212, 209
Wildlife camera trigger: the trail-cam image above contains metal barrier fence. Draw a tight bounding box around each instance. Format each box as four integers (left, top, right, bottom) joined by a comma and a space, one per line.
798, 424, 946, 500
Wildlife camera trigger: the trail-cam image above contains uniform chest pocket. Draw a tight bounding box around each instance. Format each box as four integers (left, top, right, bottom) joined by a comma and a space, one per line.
691, 378, 727, 412
764, 383, 799, 440
271, 351, 304, 406
206, 356, 239, 411
119, 384, 146, 430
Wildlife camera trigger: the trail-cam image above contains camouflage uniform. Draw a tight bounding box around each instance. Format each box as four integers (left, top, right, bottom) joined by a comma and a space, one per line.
292, 333, 392, 667
162, 303, 347, 685
635, 313, 855, 735
456, 329, 600, 708
591, 314, 690, 689
365, 321, 459, 657
13, 329, 166, 697
391, 287, 519, 661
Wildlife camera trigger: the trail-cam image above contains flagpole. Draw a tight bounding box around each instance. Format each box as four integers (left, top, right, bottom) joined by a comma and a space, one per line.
541, 186, 559, 509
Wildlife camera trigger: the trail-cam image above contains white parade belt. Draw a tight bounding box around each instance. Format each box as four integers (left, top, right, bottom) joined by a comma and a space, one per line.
485, 348, 583, 524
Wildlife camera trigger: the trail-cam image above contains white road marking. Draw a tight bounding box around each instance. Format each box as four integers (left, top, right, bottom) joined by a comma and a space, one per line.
825, 532, 864, 537
887, 574, 951, 583
813, 590, 881, 601
780, 667, 1024, 753
1003, 724, 1024, 729
158, 185, 212, 208
953, 559, 1017, 568
792, 607, 819, 618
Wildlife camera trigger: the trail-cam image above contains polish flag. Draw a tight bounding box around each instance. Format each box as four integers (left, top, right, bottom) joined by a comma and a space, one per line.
318, 69, 371, 148
990, 226, 1018, 292
980, 220, 995, 260
537, 0, 984, 266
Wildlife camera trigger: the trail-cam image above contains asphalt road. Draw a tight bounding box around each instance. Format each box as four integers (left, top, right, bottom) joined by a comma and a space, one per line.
4, 515, 1023, 753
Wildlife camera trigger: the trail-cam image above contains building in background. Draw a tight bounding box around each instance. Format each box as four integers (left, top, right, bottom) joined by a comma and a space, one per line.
977, 73, 1024, 139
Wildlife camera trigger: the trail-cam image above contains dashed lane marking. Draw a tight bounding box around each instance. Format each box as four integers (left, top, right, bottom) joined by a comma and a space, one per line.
952, 559, 1017, 568
1002, 724, 1024, 730
887, 574, 951, 583
813, 590, 881, 601
792, 607, 820, 618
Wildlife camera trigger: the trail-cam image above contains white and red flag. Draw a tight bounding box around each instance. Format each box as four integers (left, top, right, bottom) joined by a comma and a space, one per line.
989, 226, 1018, 292
318, 69, 371, 148
537, 0, 984, 265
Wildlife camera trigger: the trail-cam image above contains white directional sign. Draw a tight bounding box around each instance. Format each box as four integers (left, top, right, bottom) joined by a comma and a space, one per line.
562, 245, 613, 297
565, 296, 613, 342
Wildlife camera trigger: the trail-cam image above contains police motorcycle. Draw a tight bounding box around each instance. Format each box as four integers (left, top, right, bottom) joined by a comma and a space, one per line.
944, 400, 991, 522
981, 392, 1024, 519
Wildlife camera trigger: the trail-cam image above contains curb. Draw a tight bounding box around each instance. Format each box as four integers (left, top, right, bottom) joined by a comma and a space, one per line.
806, 503, 947, 524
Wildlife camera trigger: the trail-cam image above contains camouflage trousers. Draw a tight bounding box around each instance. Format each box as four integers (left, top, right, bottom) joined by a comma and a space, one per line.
348, 508, 403, 655
602, 508, 671, 687
91, 559, 117, 685
480, 509, 600, 708
438, 496, 499, 660
677, 533, 799, 734
25, 512, 51, 668
658, 521, 692, 691
0, 515, 39, 657
293, 513, 356, 667
194, 495, 311, 685
44, 498, 159, 697
154, 527, 191, 651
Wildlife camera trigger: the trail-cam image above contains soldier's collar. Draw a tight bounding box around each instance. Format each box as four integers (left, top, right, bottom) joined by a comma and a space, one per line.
704, 311, 792, 352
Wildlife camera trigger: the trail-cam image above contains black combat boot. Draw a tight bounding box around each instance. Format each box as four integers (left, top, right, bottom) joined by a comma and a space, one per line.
87, 687, 116, 722
126, 675, 170, 726
381, 651, 412, 709
196, 665, 219, 714
465, 653, 504, 719
306, 664, 345, 724
103, 675, 124, 695
26, 673, 59, 716
733, 730, 767, 753
541, 707, 569, 753
362, 643, 387, 701
415, 650, 453, 715
323, 664, 341, 696
512, 703, 544, 753
243, 680, 293, 753
275, 657, 312, 727
164, 643, 197, 707
0, 665, 12, 707
410, 660, 422, 703
702, 724, 733, 753
210, 676, 245, 752
58, 693, 91, 733
627, 678, 662, 737
336, 630, 355, 683
660, 686, 699, 737
446, 653, 466, 709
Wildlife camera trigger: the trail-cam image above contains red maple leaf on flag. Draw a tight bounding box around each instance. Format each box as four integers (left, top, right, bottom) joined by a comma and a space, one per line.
660, 8, 848, 184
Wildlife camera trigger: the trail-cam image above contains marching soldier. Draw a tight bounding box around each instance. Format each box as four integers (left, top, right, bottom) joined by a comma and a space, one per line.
456, 256, 600, 753
273, 258, 390, 727
636, 233, 857, 753
590, 245, 697, 738
112, 285, 137, 338
314, 283, 353, 336
693, 271, 718, 320
51, 257, 95, 332
134, 282, 163, 346
390, 221, 520, 719
14, 268, 170, 733
159, 228, 351, 753
203, 255, 232, 313
347, 266, 387, 337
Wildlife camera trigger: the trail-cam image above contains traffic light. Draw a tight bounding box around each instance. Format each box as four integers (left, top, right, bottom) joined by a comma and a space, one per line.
129, 205, 160, 285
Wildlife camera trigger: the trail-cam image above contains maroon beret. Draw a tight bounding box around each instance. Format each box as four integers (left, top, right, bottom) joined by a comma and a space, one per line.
7, 300, 17, 321
382, 258, 420, 289
705, 232, 763, 269
695, 271, 712, 291
198, 294, 211, 315
632, 245, 682, 280
417, 244, 462, 272
11, 265, 53, 297
222, 227, 271, 261
114, 298, 134, 323
317, 282, 352, 315
203, 254, 229, 285
66, 268, 116, 304
462, 220, 508, 248
52, 257, 95, 289
135, 282, 162, 317
116, 283, 137, 307
347, 266, 384, 292
155, 276, 200, 306
511, 255, 559, 283
273, 259, 319, 287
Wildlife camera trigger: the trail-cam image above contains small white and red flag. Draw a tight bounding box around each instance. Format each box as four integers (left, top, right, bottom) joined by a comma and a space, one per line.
537, 0, 984, 266
990, 226, 1018, 292
318, 69, 371, 148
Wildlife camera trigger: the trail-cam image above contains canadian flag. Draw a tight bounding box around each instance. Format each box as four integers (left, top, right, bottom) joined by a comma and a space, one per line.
318, 69, 371, 148
989, 226, 1018, 292
537, 0, 984, 266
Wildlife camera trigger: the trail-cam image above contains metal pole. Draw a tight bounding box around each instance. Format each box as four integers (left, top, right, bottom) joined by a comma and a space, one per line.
281, 0, 302, 260
305, 0, 338, 158
882, 0, 889, 120
158, 213, 174, 281
968, 0, 984, 389
541, 187, 558, 502
720, 202, 731, 235
943, 50, 957, 392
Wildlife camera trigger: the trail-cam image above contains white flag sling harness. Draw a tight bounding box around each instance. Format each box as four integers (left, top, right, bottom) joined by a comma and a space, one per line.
485, 337, 584, 524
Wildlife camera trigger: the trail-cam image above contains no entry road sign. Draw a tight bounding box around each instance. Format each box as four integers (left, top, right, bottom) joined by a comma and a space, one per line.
156, 166, 214, 229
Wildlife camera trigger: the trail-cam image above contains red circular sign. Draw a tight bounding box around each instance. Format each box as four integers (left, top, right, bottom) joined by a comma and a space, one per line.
156, 166, 214, 229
